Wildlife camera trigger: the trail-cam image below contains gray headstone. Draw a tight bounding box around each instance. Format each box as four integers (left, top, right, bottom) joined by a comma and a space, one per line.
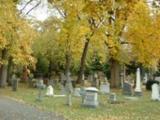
82, 87, 99, 107
109, 93, 117, 104
123, 82, 133, 96
36, 80, 45, 101
12, 74, 18, 91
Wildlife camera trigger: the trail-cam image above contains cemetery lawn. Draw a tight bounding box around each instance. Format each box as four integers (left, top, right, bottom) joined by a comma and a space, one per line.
0, 84, 160, 120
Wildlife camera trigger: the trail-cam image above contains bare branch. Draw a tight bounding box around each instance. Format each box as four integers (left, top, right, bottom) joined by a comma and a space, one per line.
25, 0, 41, 15
20, 0, 34, 13
51, 0, 66, 18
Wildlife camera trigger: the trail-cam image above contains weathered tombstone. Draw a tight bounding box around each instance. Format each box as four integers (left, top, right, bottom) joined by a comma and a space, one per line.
73, 88, 81, 97
143, 73, 148, 84
88, 75, 93, 82
134, 68, 142, 96
82, 87, 99, 107
123, 82, 133, 96
100, 81, 110, 94
151, 83, 160, 101
109, 93, 117, 104
28, 73, 34, 87
12, 74, 18, 91
46, 85, 54, 96
92, 73, 99, 87
80, 88, 86, 103
36, 79, 45, 101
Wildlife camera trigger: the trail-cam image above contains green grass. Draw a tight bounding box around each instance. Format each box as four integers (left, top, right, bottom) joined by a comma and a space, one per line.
0, 84, 160, 120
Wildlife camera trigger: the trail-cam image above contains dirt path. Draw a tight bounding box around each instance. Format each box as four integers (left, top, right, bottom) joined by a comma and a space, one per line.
0, 96, 65, 120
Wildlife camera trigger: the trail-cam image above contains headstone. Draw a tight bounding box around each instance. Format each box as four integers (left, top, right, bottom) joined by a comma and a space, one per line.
123, 82, 133, 96
92, 73, 99, 87
12, 74, 18, 91
82, 87, 99, 107
46, 85, 54, 96
134, 68, 142, 96
36, 79, 45, 101
109, 93, 117, 104
73, 88, 81, 97
151, 83, 160, 101
143, 73, 148, 84
100, 82, 110, 94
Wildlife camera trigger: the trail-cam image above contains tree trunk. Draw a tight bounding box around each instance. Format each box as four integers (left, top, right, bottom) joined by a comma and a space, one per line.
110, 59, 121, 88
0, 49, 8, 88
7, 58, 13, 86
77, 38, 90, 84
65, 52, 73, 106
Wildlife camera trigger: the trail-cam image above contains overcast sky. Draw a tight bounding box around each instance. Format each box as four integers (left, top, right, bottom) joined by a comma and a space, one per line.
17, 0, 156, 22
17, 0, 60, 21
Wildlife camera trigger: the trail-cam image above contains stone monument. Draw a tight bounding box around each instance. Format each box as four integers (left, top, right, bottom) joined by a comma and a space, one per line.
82, 87, 99, 107
134, 68, 142, 96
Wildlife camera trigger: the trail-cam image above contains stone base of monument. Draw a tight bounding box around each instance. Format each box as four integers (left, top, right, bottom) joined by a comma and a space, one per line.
134, 91, 142, 96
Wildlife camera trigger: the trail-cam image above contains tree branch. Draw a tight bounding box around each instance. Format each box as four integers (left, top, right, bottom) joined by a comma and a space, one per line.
20, 0, 34, 14
25, 0, 41, 15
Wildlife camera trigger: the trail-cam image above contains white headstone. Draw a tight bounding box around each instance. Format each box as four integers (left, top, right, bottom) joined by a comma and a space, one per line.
134, 68, 142, 96
100, 83, 110, 94
151, 83, 160, 101
73, 88, 81, 97
46, 85, 54, 96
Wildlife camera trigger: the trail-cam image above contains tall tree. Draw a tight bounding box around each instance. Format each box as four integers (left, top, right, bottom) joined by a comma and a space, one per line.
0, 0, 36, 87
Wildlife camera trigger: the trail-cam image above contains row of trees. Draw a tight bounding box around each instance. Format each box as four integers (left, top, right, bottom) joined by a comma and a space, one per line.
34, 0, 160, 87
1, 0, 160, 88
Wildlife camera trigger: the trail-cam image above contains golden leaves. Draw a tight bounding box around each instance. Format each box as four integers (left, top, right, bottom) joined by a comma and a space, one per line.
125, 0, 160, 68
0, 0, 36, 67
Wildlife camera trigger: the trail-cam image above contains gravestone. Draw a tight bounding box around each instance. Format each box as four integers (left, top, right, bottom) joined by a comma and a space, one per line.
100, 82, 110, 94
109, 93, 117, 104
134, 68, 142, 96
11, 74, 18, 91
143, 73, 148, 84
151, 83, 160, 101
73, 88, 81, 97
82, 87, 99, 107
92, 73, 99, 87
36, 79, 45, 101
46, 85, 54, 96
123, 82, 133, 96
